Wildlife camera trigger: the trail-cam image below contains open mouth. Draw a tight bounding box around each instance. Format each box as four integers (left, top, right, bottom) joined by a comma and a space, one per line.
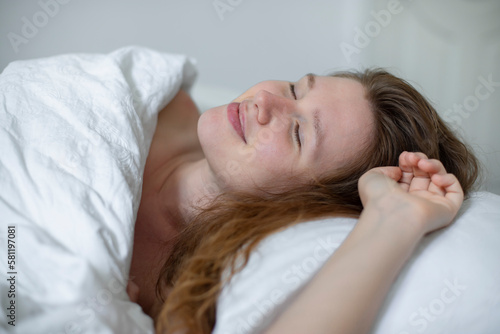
227, 102, 246, 143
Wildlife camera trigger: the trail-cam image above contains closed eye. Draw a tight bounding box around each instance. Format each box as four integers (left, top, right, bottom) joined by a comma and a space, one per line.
289, 83, 297, 99
294, 121, 301, 148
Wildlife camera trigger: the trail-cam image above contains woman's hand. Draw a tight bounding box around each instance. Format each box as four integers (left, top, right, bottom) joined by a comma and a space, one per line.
358, 151, 464, 235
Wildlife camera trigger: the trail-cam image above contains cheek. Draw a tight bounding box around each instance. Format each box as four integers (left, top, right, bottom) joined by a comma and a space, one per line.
252, 118, 289, 155
217, 146, 281, 192
252, 141, 292, 178
198, 108, 252, 189
254, 128, 278, 153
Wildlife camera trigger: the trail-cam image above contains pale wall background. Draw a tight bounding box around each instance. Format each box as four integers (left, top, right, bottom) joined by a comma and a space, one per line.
1, 0, 499, 194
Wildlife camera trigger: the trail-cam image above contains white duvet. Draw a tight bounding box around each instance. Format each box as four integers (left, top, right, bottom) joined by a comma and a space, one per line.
0, 46, 196, 333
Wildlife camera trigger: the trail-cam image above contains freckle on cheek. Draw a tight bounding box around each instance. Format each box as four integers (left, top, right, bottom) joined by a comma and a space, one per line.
257, 128, 274, 144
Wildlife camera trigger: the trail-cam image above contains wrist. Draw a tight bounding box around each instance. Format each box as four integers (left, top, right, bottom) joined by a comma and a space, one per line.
361, 192, 427, 240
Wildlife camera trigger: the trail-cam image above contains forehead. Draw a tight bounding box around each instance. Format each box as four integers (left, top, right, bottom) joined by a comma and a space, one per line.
308, 75, 365, 99
311, 76, 369, 120
305, 75, 373, 176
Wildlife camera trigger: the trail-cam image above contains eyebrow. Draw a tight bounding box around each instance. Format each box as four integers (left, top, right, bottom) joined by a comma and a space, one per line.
303, 74, 321, 149
306, 73, 315, 91
313, 109, 323, 149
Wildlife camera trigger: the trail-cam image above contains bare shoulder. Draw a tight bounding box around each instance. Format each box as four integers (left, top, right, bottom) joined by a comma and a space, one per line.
157, 89, 200, 137
145, 90, 202, 176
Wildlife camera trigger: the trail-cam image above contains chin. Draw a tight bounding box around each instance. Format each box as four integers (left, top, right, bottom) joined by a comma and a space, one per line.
197, 106, 232, 170
197, 108, 216, 150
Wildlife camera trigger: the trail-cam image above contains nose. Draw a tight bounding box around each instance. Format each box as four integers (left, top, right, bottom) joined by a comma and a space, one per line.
254, 90, 291, 125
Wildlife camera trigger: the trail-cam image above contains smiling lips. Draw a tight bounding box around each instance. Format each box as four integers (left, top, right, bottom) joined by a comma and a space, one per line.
227, 102, 246, 143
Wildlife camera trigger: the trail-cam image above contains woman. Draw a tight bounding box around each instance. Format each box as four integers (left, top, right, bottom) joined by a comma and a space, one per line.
128, 69, 479, 333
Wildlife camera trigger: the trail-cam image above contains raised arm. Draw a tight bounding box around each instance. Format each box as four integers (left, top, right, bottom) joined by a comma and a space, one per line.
263, 151, 464, 334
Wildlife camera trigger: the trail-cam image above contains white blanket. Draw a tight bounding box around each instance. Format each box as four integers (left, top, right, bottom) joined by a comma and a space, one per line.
0, 46, 196, 333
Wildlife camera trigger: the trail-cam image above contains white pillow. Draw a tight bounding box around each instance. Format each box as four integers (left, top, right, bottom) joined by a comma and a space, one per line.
0, 46, 196, 333
214, 192, 500, 334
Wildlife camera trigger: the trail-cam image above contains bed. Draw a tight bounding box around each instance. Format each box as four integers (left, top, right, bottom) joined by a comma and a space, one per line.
1, 46, 499, 334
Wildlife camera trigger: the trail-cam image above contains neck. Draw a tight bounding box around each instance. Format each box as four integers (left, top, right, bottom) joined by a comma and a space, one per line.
159, 155, 220, 226
137, 154, 220, 319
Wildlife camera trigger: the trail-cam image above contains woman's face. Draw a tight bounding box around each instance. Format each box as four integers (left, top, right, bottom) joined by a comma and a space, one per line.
197, 75, 374, 193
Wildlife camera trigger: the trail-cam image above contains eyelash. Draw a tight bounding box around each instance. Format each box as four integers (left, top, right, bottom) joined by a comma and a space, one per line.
290, 83, 301, 148
294, 122, 301, 147
290, 83, 297, 99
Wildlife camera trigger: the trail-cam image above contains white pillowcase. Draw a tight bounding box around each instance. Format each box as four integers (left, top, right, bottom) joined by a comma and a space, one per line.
214, 192, 500, 334
0, 46, 196, 333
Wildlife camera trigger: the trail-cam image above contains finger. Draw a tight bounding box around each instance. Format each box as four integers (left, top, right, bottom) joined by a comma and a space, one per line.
417, 158, 448, 196
431, 173, 464, 212
373, 166, 403, 182
399, 151, 412, 174
398, 151, 413, 190
406, 152, 432, 192
417, 158, 447, 176
408, 152, 430, 178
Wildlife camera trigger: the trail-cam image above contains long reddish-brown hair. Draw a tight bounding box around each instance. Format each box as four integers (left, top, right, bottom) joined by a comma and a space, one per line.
154, 69, 480, 334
